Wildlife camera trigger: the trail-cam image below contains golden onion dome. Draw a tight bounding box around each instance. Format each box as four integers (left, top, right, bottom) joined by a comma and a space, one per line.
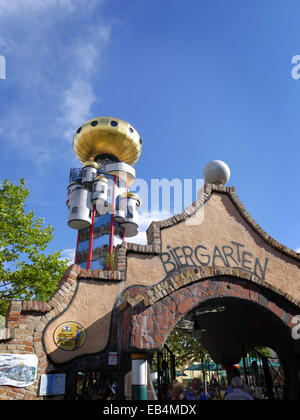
82, 160, 99, 169
73, 117, 142, 165
120, 192, 142, 207
93, 174, 109, 183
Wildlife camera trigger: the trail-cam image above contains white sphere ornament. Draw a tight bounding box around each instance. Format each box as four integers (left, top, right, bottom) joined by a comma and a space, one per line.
203, 160, 231, 185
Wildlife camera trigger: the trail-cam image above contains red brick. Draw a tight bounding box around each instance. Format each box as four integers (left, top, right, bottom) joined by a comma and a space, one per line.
267, 302, 283, 319
9, 311, 20, 317
177, 297, 194, 314
7, 391, 16, 398
134, 334, 141, 348
24, 391, 36, 400
146, 317, 153, 331
8, 316, 19, 322
249, 290, 259, 302
153, 334, 164, 347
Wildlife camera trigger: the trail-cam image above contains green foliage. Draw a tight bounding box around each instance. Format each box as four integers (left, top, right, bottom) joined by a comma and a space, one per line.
166, 329, 210, 371
248, 346, 272, 358
104, 252, 115, 270
0, 179, 69, 316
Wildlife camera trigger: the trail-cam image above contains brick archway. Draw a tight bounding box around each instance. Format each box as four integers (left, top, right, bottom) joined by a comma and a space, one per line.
118, 268, 300, 399
120, 267, 300, 351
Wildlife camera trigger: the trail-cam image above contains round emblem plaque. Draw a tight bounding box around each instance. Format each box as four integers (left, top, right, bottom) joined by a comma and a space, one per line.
54, 322, 87, 351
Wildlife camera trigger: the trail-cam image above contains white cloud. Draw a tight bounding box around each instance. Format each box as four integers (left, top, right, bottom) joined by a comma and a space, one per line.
60, 248, 75, 264
0, 0, 80, 17
296, 248, 300, 253
58, 26, 111, 141
61, 79, 96, 140
130, 231, 148, 245
0, 36, 14, 50
0, 1, 111, 162
129, 211, 174, 245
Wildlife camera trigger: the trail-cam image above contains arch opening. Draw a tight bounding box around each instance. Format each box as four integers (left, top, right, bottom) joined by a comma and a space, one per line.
159, 296, 293, 399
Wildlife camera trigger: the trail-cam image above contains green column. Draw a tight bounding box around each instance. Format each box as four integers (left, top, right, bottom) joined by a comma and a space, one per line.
131, 353, 148, 400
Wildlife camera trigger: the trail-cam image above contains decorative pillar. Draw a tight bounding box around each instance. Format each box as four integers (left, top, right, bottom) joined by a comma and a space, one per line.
131, 353, 148, 400
87, 205, 96, 270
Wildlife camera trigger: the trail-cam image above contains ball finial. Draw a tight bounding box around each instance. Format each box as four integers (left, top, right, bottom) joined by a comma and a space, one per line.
203, 160, 230, 185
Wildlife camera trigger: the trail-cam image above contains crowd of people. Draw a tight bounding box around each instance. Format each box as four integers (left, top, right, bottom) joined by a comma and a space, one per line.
160, 375, 255, 400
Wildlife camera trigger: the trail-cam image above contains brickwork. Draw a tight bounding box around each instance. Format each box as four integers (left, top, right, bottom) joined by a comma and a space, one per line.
0, 265, 81, 400
119, 269, 300, 352
122, 266, 300, 310
0, 184, 299, 399
144, 184, 300, 260
111, 184, 300, 277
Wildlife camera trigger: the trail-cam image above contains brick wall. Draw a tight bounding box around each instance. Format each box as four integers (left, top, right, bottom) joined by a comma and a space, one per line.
0, 265, 81, 400
119, 267, 300, 352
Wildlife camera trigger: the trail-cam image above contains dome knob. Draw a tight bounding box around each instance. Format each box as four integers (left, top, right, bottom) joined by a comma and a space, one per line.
203, 160, 230, 185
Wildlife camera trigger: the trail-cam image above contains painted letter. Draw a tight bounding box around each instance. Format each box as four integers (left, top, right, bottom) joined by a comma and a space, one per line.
254, 257, 269, 281
242, 251, 253, 271
182, 245, 196, 266
292, 315, 300, 340
291, 55, 300, 80
194, 245, 210, 266
222, 245, 238, 267
160, 252, 176, 273
0, 55, 5, 80
212, 245, 228, 267
231, 241, 245, 264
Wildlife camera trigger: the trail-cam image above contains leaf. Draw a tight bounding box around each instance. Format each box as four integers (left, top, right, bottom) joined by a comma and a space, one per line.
0, 179, 69, 316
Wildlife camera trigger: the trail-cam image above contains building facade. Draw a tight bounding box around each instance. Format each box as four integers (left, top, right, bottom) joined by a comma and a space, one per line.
0, 183, 300, 399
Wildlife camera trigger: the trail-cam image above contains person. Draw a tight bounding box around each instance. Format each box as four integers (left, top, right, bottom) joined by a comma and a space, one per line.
170, 383, 185, 400
225, 368, 253, 398
167, 379, 179, 400
74, 327, 83, 349
184, 378, 208, 400
224, 377, 254, 400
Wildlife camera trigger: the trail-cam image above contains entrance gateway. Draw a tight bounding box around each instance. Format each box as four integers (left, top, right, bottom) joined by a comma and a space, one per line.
0, 117, 300, 400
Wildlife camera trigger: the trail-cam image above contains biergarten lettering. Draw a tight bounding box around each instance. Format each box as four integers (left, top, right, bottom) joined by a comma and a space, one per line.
160, 241, 269, 281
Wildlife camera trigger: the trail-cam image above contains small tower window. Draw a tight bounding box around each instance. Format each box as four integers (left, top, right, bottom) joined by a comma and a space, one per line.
72, 207, 78, 214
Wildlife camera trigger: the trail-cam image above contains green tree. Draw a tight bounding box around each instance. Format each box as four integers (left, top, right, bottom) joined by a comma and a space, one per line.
0, 179, 69, 316
166, 328, 210, 390
248, 347, 272, 358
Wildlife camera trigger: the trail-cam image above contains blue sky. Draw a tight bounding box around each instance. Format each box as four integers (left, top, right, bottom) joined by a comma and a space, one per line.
0, 0, 299, 263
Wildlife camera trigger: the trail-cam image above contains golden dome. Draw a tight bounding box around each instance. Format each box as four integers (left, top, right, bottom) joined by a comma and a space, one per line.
120, 192, 142, 207
73, 117, 142, 165
82, 160, 99, 169
93, 174, 109, 183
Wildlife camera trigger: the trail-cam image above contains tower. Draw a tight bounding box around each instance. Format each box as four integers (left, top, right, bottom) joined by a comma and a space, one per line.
66, 117, 142, 270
